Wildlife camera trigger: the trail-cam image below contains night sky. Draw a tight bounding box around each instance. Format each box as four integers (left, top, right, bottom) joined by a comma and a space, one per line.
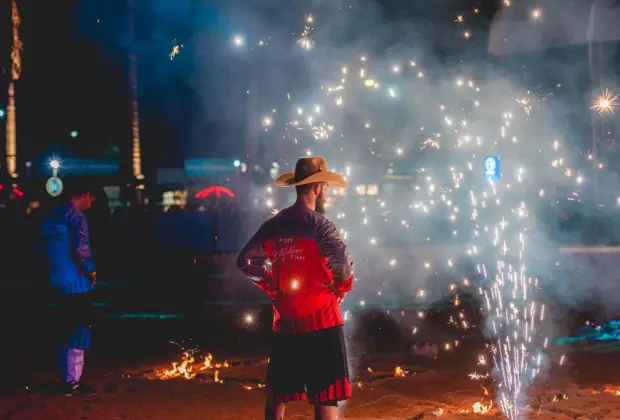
0, 0, 499, 177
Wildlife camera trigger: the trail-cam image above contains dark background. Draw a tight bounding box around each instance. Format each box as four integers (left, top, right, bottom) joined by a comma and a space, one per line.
0, 0, 499, 177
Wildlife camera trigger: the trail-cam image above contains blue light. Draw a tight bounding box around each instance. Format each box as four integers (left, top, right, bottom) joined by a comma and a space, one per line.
48, 179, 61, 193
233, 160, 241, 168
484, 156, 501, 183
0, 109, 5, 119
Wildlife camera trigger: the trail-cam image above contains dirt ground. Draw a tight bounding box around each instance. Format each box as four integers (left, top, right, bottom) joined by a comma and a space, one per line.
1, 303, 619, 420
3, 346, 620, 420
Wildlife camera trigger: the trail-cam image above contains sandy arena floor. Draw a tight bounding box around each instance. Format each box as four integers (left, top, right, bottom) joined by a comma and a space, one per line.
3, 345, 620, 420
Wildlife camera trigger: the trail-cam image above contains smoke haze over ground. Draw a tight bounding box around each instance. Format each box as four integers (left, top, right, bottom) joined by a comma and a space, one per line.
66, 0, 620, 341
97, 0, 620, 346
71, 0, 620, 415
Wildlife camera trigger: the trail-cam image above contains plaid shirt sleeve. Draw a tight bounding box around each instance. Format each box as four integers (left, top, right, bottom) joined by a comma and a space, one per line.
314, 216, 354, 292
237, 225, 276, 297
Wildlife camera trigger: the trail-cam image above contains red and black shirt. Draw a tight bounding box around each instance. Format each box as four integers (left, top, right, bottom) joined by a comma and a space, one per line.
237, 202, 354, 334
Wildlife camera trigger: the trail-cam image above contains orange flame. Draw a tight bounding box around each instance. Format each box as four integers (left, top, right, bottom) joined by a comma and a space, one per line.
160, 353, 196, 380
394, 366, 408, 377
157, 352, 229, 380
472, 401, 491, 414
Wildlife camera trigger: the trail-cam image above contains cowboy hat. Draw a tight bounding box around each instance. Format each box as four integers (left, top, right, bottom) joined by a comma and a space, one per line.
275, 156, 348, 188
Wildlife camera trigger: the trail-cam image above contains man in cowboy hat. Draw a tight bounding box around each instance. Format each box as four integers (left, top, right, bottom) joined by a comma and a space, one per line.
238, 156, 354, 420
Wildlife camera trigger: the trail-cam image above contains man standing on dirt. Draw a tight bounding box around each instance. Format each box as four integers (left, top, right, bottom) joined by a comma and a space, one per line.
41, 181, 98, 396
238, 156, 354, 420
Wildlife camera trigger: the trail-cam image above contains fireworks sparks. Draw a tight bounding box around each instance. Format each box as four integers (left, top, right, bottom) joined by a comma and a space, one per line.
591, 89, 619, 115
297, 14, 315, 50
169, 39, 182, 60
270, 48, 572, 417
218, 3, 603, 416
531, 7, 543, 21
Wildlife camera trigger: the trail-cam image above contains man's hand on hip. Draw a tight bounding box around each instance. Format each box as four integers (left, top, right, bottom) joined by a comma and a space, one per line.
323, 283, 346, 304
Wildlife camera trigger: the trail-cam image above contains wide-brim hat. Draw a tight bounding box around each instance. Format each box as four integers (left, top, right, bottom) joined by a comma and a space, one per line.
275, 156, 348, 188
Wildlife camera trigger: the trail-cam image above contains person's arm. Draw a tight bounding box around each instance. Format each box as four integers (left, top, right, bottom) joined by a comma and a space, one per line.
237, 226, 276, 297
315, 217, 354, 295
67, 209, 96, 284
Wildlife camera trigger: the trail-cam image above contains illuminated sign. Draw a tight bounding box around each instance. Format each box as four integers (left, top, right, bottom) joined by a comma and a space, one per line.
355, 184, 379, 196
194, 186, 236, 199
384, 173, 413, 180
330, 188, 347, 197
162, 190, 187, 209
0, 184, 24, 197
185, 159, 238, 177
46, 176, 64, 197
385, 162, 416, 180
41, 158, 119, 175
484, 156, 500, 182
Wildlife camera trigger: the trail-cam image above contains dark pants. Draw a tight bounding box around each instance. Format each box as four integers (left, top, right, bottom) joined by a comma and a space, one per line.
56, 291, 95, 351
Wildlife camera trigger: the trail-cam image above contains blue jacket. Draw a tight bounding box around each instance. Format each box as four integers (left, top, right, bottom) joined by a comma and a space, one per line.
42, 203, 96, 295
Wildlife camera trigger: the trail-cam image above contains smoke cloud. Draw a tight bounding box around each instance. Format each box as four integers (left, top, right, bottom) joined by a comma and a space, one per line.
79, 0, 620, 413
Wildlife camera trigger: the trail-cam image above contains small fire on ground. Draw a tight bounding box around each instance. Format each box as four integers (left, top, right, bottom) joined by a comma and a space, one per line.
428, 400, 493, 417
155, 352, 265, 390
603, 385, 620, 396
157, 352, 224, 380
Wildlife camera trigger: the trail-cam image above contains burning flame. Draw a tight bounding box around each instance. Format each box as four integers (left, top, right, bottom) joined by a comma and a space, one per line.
603, 385, 620, 396
152, 351, 266, 390
472, 401, 492, 414
160, 353, 196, 380
201, 353, 213, 370
394, 366, 408, 377
157, 352, 231, 381
459, 400, 493, 415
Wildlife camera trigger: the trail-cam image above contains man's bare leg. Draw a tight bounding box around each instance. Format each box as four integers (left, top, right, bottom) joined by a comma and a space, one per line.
265, 397, 287, 420
314, 402, 339, 420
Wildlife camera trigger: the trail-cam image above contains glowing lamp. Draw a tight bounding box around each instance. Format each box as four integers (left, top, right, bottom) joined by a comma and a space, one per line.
50, 160, 60, 170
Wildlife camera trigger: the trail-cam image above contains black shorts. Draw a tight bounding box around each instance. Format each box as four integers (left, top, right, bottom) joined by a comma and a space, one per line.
55, 292, 96, 350
266, 326, 351, 404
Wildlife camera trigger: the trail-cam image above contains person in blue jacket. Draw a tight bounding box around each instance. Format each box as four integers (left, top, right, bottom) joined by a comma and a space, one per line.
41, 181, 97, 396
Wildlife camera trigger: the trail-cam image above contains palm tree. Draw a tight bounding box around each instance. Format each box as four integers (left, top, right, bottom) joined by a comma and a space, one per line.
6, 0, 22, 177
127, 0, 143, 181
